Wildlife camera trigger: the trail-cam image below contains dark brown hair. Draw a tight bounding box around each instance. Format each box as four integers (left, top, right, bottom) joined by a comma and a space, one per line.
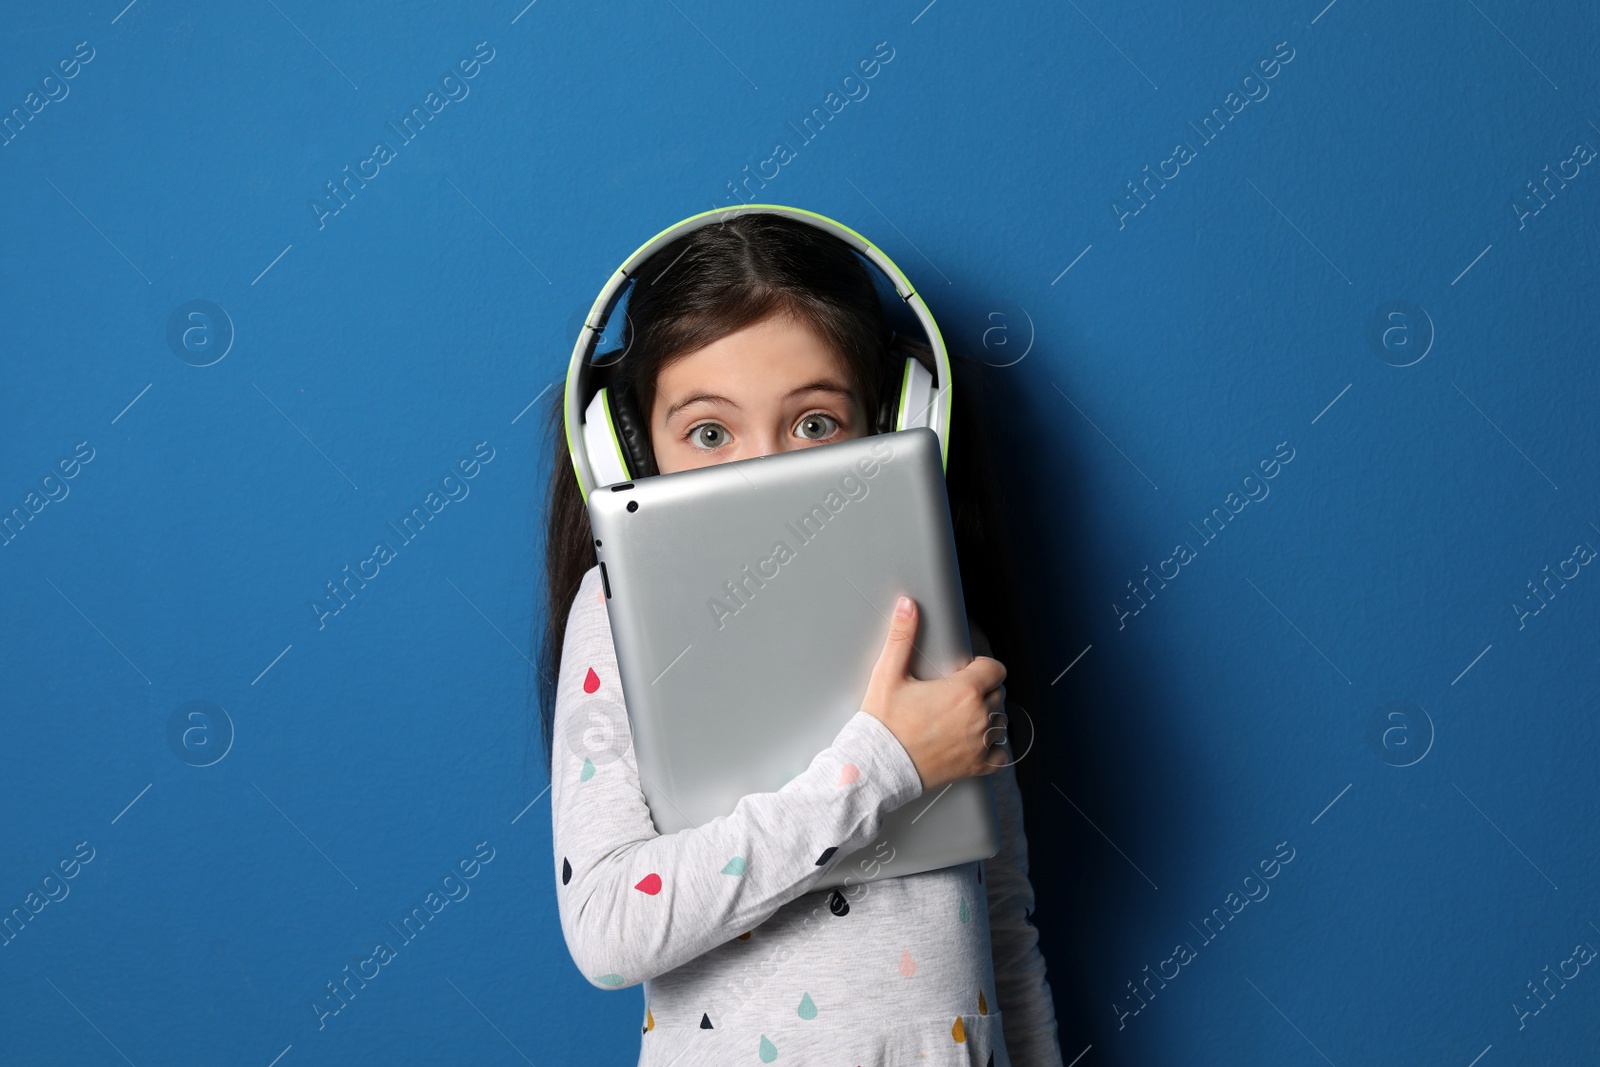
532, 212, 1042, 807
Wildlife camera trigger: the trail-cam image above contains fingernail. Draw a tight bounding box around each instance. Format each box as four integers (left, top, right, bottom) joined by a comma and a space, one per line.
894, 596, 911, 618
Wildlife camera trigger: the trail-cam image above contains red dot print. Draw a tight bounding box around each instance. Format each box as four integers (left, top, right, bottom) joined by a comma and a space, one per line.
635, 873, 663, 895
583, 667, 600, 693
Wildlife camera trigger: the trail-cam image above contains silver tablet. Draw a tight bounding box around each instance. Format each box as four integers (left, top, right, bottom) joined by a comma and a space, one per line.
586, 426, 1001, 891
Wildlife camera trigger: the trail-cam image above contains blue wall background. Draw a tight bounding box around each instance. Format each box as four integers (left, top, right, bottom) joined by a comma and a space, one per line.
3, 1, 1597, 1063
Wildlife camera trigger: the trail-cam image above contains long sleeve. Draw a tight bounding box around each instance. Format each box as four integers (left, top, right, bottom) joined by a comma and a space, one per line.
973, 623, 1065, 1067
550, 564, 926, 990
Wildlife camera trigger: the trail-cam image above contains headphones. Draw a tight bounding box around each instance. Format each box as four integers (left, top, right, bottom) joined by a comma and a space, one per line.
563, 204, 953, 503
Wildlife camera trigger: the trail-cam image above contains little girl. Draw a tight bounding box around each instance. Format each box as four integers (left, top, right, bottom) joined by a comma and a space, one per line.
537, 212, 1064, 1066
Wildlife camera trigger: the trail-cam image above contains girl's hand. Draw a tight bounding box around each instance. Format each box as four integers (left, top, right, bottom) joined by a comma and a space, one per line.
860, 595, 1008, 794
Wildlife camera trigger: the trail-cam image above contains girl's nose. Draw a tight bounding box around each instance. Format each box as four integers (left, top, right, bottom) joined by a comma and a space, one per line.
741, 432, 785, 461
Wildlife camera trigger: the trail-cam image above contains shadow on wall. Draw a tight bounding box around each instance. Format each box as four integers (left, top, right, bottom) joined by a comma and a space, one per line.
980, 343, 1204, 1061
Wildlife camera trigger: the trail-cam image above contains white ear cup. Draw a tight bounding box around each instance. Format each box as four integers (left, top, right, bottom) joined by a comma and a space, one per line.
583, 388, 632, 489
896, 356, 935, 432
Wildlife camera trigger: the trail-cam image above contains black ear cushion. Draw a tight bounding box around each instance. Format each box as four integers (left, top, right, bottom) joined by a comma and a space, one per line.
608, 381, 659, 480
875, 357, 907, 435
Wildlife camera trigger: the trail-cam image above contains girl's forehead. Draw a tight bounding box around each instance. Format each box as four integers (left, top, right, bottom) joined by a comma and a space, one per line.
653, 317, 858, 409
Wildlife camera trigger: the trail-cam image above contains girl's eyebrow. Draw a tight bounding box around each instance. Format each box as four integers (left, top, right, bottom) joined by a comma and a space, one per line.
663, 378, 853, 422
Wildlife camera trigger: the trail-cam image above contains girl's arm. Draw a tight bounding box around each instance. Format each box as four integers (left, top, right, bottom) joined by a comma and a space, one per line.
973, 623, 1066, 1067
550, 565, 925, 990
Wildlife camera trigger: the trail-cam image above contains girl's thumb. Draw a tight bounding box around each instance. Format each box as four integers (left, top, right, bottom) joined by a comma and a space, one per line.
872, 595, 918, 684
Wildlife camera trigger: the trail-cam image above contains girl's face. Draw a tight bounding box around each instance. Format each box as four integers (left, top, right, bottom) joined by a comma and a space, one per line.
648, 312, 867, 474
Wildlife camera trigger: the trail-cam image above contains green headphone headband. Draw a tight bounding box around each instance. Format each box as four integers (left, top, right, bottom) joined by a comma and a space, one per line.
563, 204, 953, 503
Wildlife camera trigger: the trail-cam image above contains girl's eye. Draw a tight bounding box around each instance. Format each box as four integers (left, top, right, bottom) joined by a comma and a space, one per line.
796, 412, 840, 441
689, 422, 728, 450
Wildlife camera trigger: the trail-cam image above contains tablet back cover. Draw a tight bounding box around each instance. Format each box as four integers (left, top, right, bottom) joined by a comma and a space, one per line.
586, 427, 1001, 890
